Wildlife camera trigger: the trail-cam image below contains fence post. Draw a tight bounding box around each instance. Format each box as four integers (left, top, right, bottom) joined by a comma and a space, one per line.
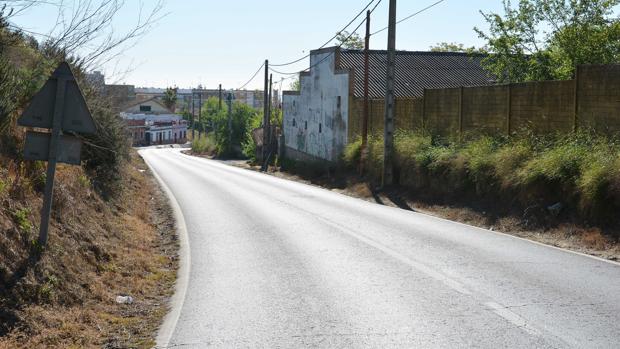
422, 89, 427, 131
573, 65, 580, 132
459, 87, 464, 140
506, 83, 512, 136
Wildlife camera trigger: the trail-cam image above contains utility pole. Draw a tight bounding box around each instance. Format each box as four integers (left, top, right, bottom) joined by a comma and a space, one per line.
268, 73, 273, 149
191, 90, 195, 140
218, 84, 222, 111
382, 0, 397, 187
198, 90, 203, 139
227, 91, 233, 153
360, 9, 371, 175
262, 59, 269, 164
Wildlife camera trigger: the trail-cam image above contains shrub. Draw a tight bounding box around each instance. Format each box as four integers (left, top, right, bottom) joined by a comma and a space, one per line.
191, 134, 217, 155
343, 136, 362, 168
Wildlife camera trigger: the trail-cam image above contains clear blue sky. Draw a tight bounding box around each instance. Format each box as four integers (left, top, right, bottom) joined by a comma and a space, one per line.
11, 0, 510, 89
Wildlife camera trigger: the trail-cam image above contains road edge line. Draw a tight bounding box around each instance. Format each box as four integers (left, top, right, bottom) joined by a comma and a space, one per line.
141, 151, 192, 349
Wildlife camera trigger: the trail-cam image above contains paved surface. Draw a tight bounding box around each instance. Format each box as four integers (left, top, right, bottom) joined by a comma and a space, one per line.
140, 148, 620, 348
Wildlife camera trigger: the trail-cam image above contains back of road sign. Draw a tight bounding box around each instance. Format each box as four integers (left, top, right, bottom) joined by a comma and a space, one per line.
23, 131, 82, 165
18, 63, 96, 134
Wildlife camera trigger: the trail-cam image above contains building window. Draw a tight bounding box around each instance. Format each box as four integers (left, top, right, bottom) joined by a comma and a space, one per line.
168, 131, 171, 139
292, 119, 296, 127
305, 121, 307, 130
337, 96, 341, 109
319, 123, 322, 133
139, 105, 152, 112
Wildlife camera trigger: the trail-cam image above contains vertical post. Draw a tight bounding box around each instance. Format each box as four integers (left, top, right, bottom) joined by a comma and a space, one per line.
459, 87, 464, 140
191, 90, 195, 140
218, 84, 223, 111
422, 89, 427, 130
198, 91, 203, 139
573, 65, 580, 132
227, 91, 233, 152
360, 9, 371, 175
263, 59, 269, 164
39, 76, 67, 247
506, 83, 512, 136
268, 73, 273, 148
382, 0, 397, 187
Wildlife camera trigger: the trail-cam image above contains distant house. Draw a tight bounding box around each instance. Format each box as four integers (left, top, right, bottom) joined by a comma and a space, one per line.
121, 113, 187, 146
282, 46, 495, 162
122, 97, 173, 115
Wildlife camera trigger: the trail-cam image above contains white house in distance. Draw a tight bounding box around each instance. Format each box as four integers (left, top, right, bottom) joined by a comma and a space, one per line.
120, 97, 188, 146
121, 113, 188, 146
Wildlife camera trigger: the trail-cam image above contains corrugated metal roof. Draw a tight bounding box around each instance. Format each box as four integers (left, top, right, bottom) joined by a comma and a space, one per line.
338, 50, 495, 98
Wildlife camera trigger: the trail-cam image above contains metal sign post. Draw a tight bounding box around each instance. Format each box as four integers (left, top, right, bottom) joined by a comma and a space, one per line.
18, 62, 96, 247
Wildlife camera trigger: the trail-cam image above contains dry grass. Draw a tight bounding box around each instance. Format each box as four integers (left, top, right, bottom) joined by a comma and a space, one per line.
0, 152, 178, 348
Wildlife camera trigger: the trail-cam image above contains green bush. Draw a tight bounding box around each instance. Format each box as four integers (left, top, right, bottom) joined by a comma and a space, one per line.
191, 134, 217, 155
343, 137, 362, 168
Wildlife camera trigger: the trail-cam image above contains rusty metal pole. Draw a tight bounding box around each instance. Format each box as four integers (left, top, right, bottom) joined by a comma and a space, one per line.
360, 9, 371, 175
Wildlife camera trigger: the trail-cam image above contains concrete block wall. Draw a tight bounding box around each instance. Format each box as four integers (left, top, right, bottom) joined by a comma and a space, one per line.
424, 88, 460, 136
510, 80, 574, 133
577, 65, 620, 132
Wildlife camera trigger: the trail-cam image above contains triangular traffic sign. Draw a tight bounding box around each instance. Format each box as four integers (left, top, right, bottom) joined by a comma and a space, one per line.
18, 62, 96, 134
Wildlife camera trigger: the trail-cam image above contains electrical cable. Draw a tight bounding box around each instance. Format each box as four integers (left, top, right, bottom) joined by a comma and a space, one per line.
269, 0, 384, 77
271, 0, 377, 67
371, 0, 447, 36
237, 62, 265, 90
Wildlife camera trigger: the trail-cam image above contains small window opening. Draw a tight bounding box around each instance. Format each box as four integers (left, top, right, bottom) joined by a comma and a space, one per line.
319, 123, 322, 133
305, 121, 307, 130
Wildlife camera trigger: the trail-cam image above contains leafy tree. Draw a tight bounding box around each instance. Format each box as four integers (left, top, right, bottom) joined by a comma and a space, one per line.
475, 0, 620, 82
430, 42, 478, 53
201, 97, 260, 157
289, 78, 300, 91
162, 86, 178, 112
335, 30, 364, 49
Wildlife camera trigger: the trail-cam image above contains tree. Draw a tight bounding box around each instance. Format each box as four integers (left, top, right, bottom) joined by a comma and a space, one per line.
335, 30, 364, 49
289, 78, 300, 91
430, 42, 477, 53
475, 0, 620, 83
162, 86, 178, 112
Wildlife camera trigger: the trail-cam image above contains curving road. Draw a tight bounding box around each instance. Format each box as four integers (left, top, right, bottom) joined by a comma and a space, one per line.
140, 148, 620, 349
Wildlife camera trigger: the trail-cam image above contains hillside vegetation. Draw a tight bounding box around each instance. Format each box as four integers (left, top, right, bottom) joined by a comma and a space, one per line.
0, 10, 177, 348
345, 130, 620, 233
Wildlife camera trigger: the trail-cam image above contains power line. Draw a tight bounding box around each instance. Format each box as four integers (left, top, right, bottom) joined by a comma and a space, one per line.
271, 0, 377, 67
237, 62, 265, 90
270, 0, 383, 77
372, 0, 447, 36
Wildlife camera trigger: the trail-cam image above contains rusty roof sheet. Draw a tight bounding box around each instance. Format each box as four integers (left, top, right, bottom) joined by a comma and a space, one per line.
338, 50, 496, 99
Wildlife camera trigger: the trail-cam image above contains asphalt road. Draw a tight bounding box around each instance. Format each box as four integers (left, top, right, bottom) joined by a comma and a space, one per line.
140, 148, 620, 349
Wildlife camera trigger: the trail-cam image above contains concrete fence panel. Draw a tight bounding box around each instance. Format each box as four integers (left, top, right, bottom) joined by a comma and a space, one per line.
462, 85, 508, 135
510, 80, 574, 134
424, 88, 460, 136
577, 65, 620, 132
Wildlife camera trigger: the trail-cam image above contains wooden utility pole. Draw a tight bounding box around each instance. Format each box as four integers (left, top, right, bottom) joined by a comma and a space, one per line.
262, 59, 269, 164
218, 84, 222, 111
268, 73, 273, 148
360, 9, 371, 175
382, 0, 396, 187
227, 91, 233, 153
198, 90, 203, 139
191, 90, 195, 140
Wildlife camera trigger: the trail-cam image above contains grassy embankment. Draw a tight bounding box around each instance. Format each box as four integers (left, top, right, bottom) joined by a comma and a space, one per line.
0, 152, 178, 348
343, 130, 620, 234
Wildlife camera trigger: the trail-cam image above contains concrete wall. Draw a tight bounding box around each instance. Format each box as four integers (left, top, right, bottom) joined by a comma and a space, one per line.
283, 50, 350, 162
349, 98, 423, 139
577, 65, 620, 132
416, 65, 620, 137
